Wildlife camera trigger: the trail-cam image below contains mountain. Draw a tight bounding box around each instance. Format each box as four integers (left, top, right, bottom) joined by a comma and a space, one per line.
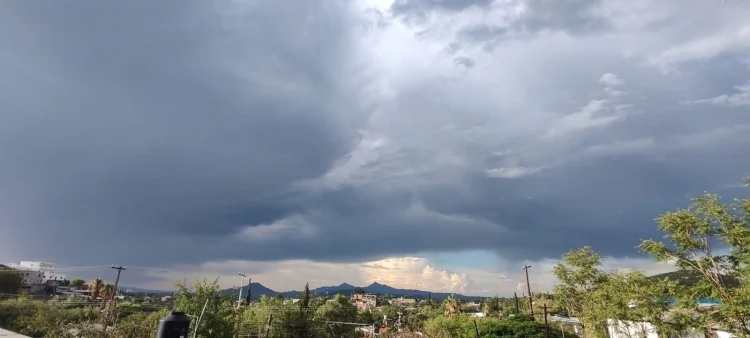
649, 270, 740, 288
229, 281, 482, 301
120, 286, 173, 294
223, 282, 278, 298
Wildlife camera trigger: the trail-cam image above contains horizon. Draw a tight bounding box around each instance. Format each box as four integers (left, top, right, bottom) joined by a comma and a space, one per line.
1, 0, 748, 297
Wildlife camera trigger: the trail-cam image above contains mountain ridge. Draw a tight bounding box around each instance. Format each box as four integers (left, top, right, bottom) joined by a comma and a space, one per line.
222, 282, 483, 301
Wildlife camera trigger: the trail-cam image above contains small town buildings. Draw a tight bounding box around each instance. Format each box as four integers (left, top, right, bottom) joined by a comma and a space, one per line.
4, 261, 67, 294
548, 315, 584, 337
389, 297, 417, 306
6, 261, 67, 286
350, 293, 378, 310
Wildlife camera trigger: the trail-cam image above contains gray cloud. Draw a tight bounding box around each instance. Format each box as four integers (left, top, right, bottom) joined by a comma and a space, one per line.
391, 0, 494, 18
1, 0, 750, 282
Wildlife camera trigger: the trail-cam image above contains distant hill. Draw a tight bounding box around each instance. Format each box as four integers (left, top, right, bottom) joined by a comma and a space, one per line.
223, 282, 278, 299
223, 281, 483, 301
649, 270, 740, 288
121, 286, 173, 294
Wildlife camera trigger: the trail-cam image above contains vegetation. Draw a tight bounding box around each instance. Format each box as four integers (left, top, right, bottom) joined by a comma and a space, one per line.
640, 180, 750, 336
68, 279, 85, 288
0, 178, 748, 337
0, 265, 23, 294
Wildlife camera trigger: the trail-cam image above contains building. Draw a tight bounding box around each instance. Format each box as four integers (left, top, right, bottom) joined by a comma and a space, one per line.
390, 297, 416, 306
350, 294, 378, 310
6, 261, 67, 288
548, 315, 584, 337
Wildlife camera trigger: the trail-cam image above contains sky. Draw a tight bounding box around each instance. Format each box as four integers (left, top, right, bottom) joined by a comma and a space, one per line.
0, 0, 749, 296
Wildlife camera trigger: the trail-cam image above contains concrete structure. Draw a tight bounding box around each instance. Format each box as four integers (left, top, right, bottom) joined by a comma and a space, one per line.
350, 294, 377, 310
0, 327, 32, 337
389, 297, 416, 306
607, 319, 733, 338
548, 315, 584, 337
6, 261, 66, 286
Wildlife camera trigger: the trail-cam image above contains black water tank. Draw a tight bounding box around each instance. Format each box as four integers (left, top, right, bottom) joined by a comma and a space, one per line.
156, 311, 191, 338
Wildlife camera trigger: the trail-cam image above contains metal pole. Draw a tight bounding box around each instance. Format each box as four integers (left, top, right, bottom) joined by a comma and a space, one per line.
193, 299, 209, 338
237, 272, 247, 307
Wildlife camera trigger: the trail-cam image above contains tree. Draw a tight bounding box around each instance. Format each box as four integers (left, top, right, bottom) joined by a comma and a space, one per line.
173, 278, 237, 338
640, 182, 750, 336
553, 246, 609, 338
0, 265, 22, 294
594, 270, 678, 338
69, 278, 85, 288
314, 294, 358, 337
301, 283, 311, 308
89, 278, 103, 300
101, 284, 115, 301
482, 297, 499, 316
442, 294, 461, 317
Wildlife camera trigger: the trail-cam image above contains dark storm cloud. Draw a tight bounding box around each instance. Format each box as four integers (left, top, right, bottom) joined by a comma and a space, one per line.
0, 0, 369, 263
1, 0, 750, 273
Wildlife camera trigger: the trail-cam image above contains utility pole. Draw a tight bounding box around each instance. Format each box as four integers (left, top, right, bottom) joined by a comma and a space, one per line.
523, 265, 534, 317
111, 265, 126, 325
543, 304, 550, 338
237, 272, 247, 308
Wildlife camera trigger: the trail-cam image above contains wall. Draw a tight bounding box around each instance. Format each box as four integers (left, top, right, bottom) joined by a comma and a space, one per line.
607, 319, 733, 338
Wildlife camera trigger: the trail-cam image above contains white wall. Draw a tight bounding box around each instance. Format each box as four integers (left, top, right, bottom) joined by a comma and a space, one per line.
607, 319, 733, 338
15, 268, 45, 286
8, 261, 65, 286
608, 319, 659, 338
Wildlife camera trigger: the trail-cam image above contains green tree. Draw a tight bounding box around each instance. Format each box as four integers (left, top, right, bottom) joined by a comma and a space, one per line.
0, 265, 22, 294
591, 270, 677, 338
314, 294, 358, 337
173, 278, 237, 338
69, 278, 85, 288
442, 294, 461, 318
101, 284, 115, 301
301, 283, 311, 308
640, 182, 750, 336
553, 246, 609, 338
89, 278, 103, 301
482, 297, 500, 316
424, 314, 566, 338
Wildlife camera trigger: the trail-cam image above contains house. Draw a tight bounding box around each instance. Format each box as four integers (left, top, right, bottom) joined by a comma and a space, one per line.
548, 315, 584, 337
607, 319, 733, 338
6, 261, 67, 286
390, 297, 417, 306
350, 294, 377, 310
283, 298, 301, 305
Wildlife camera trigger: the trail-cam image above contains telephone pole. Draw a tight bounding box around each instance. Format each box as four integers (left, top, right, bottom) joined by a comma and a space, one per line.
111, 265, 126, 324
237, 272, 247, 308
522, 265, 533, 316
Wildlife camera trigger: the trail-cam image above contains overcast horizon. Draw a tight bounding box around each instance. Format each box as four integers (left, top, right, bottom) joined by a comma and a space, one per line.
1, 0, 749, 297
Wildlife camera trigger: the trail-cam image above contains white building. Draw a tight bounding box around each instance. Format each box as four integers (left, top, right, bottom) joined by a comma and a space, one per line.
390, 297, 417, 306
7, 261, 67, 286
607, 319, 733, 338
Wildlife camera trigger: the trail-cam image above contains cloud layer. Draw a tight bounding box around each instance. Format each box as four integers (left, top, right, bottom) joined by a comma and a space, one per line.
1, 0, 749, 292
